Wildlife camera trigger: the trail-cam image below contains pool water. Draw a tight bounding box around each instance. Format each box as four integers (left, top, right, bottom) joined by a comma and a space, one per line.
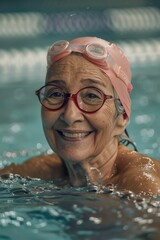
0, 3, 160, 238
1, 174, 160, 240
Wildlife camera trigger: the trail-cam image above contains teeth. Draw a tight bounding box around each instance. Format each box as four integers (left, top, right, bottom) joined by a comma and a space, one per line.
61, 131, 88, 138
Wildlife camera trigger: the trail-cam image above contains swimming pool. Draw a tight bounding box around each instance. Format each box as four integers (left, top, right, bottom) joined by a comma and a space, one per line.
0, 2, 160, 239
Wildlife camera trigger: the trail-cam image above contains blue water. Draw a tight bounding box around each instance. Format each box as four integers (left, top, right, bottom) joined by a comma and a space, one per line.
0, 3, 160, 238
1, 174, 160, 240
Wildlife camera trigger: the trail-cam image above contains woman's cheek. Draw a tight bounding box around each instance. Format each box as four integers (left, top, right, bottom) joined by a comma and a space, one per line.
41, 108, 57, 128
91, 105, 116, 130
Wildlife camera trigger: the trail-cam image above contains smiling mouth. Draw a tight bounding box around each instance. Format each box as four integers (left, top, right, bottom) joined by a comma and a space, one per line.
57, 130, 92, 139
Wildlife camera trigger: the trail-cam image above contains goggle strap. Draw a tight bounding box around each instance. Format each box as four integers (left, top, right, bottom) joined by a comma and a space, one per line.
107, 55, 129, 85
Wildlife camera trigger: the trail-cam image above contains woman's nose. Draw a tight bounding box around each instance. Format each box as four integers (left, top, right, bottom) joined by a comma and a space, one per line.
60, 98, 84, 126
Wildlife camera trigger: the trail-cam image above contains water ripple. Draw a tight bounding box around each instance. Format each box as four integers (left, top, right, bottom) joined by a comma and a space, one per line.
0, 175, 159, 239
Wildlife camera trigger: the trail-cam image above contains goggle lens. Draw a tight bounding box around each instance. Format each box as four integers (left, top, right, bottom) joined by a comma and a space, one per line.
49, 40, 69, 55
86, 43, 107, 59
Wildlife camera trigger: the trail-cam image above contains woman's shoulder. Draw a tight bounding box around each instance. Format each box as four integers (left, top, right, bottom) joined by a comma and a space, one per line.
0, 153, 68, 180
114, 144, 160, 195
117, 144, 160, 169
24, 152, 68, 179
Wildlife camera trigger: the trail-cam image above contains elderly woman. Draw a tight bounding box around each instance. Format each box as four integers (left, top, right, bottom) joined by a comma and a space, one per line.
1, 37, 160, 195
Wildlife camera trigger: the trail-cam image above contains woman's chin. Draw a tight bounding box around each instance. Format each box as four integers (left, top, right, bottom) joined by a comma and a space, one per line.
57, 148, 92, 163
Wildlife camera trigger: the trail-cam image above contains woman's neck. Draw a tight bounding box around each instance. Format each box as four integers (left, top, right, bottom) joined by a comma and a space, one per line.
64, 140, 119, 187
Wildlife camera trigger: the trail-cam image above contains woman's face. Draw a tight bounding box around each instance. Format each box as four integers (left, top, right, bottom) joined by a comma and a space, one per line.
41, 54, 125, 162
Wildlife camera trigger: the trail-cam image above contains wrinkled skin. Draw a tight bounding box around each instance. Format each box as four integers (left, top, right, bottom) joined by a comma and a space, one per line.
0, 54, 160, 196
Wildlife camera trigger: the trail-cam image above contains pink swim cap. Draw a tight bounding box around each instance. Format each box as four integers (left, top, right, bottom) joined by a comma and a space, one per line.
47, 37, 133, 118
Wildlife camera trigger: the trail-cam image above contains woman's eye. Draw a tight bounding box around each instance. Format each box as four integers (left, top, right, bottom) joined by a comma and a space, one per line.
89, 93, 99, 98
84, 92, 101, 100
46, 90, 63, 98
80, 88, 103, 105
86, 93, 99, 99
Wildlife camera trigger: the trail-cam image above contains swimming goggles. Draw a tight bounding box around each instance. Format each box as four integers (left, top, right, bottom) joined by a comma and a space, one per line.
47, 40, 128, 84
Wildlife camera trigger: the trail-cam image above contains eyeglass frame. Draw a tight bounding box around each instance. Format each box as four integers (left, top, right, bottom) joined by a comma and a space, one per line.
35, 84, 119, 114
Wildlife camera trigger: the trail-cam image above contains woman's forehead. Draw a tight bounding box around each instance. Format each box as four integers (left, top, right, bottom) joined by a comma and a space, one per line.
47, 54, 100, 72
46, 54, 112, 86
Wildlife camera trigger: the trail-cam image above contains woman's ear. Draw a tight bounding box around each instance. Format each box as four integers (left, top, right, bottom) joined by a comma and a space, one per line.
113, 114, 128, 136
